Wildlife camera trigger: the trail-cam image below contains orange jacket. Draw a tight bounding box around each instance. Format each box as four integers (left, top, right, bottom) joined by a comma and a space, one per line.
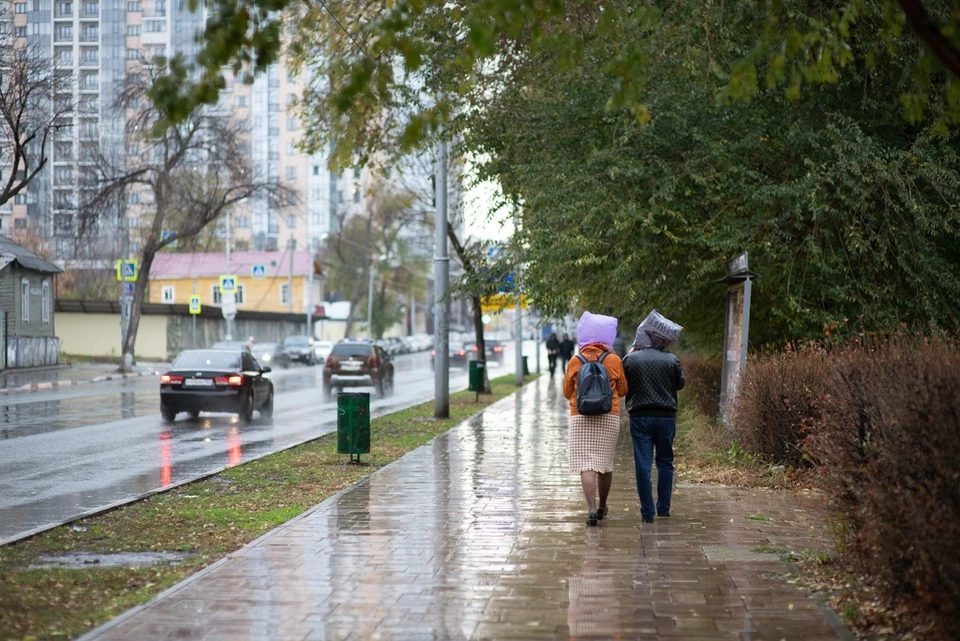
562, 343, 627, 416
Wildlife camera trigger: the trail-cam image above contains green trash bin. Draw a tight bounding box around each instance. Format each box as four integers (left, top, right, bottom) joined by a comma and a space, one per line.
468, 360, 485, 391
468, 360, 485, 400
337, 392, 370, 463
522, 356, 529, 376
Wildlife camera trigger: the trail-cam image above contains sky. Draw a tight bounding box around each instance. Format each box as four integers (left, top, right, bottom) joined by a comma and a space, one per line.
459, 156, 514, 243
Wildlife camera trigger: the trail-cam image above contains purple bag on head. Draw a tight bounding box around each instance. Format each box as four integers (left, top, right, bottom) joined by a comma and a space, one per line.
577, 311, 618, 348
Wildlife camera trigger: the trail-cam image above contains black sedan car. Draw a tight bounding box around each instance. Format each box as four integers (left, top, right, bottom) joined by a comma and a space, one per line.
160, 349, 274, 423
254, 342, 290, 369
430, 343, 469, 370
282, 335, 316, 365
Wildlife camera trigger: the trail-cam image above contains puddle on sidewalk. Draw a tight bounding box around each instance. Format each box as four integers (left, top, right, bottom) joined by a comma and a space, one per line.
31, 551, 190, 569
702, 545, 782, 563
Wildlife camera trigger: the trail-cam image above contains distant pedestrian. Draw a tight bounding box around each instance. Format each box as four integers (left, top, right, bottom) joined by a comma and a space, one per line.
622, 313, 685, 523
564, 312, 627, 527
546, 332, 560, 378
558, 333, 575, 373
246, 336, 255, 350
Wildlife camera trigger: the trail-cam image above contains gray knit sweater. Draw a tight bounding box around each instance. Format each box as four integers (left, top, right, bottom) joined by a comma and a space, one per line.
622, 348, 686, 417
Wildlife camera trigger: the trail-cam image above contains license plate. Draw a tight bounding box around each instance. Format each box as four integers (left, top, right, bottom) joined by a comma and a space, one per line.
184, 378, 214, 387
341, 361, 361, 371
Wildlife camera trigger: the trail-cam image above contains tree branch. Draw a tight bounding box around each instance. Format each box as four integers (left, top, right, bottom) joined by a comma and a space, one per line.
898, 0, 960, 77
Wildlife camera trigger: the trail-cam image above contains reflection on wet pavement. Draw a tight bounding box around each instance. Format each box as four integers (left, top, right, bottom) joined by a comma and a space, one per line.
89, 376, 848, 641
0, 368, 325, 439
0, 352, 472, 543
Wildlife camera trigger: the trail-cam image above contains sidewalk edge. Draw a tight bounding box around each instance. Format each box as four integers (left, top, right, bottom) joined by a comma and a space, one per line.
0, 370, 158, 394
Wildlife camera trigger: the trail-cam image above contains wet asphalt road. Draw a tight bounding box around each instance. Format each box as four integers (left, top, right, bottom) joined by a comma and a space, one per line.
0, 350, 513, 544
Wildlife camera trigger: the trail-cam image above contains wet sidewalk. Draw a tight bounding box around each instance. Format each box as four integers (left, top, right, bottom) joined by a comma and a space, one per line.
83, 376, 849, 641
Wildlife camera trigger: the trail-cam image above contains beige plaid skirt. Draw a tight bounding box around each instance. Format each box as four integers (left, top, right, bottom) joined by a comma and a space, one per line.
568, 413, 620, 473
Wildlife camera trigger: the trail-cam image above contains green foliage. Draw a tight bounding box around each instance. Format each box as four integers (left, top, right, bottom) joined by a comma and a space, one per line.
152, 0, 960, 346
469, 0, 960, 347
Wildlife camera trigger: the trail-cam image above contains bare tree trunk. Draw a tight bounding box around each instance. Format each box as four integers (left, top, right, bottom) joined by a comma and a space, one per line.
343, 285, 367, 338
446, 225, 491, 393
119, 249, 155, 371
471, 295, 491, 393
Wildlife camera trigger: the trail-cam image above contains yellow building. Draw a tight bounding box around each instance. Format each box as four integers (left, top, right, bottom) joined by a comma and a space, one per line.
149, 251, 320, 315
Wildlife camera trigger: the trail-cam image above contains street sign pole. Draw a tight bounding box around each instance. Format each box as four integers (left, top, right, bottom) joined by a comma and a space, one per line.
116, 259, 138, 366
434, 139, 450, 419
192, 281, 197, 348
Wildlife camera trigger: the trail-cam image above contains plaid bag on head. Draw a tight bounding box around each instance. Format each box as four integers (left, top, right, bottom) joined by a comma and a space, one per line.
633, 310, 683, 350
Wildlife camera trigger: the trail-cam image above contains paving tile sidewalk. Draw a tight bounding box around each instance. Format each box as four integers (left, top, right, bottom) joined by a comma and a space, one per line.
82, 376, 850, 641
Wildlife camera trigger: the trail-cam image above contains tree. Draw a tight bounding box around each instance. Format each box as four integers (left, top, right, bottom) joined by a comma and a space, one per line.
150, 0, 960, 158
0, 10, 72, 207
320, 181, 429, 338
467, 0, 960, 348
82, 62, 287, 370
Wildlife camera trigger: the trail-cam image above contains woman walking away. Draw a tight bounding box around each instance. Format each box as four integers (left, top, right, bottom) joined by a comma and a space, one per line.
546, 332, 560, 378
564, 311, 627, 526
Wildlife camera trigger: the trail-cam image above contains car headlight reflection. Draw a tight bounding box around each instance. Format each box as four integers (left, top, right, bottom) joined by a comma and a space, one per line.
262, 353, 272, 361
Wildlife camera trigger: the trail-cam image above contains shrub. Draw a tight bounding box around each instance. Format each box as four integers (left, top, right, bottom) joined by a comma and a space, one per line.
733, 337, 960, 637
731, 345, 828, 467
813, 339, 960, 638
679, 353, 723, 421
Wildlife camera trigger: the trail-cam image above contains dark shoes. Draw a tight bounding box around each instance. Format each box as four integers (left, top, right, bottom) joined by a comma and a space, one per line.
586, 512, 599, 526
597, 505, 608, 520
642, 517, 654, 523
657, 511, 670, 518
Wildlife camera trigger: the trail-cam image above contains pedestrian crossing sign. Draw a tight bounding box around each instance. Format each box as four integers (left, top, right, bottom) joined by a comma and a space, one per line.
219, 274, 238, 293
189, 296, 202, 315
115, 259, 138, 282
251, 264, 266, 279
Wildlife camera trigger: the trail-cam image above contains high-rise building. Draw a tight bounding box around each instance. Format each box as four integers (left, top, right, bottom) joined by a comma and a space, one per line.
0, 3, 431, 263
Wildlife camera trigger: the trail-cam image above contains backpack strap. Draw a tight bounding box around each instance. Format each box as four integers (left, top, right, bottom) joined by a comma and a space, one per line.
597, 351, 610, 363
575, 354, 587, 365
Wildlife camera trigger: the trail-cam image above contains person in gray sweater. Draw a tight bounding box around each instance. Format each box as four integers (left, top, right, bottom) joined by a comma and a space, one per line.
622, 326, 685, 523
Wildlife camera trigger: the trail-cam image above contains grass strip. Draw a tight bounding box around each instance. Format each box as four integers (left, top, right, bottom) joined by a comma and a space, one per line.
0, 373, 536, 641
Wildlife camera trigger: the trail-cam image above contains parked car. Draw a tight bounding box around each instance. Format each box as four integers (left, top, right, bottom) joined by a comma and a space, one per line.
313, 340, 334, 362
384, 337, 404, 355
159, 349, 273, 423
211, 340, 251, 352
282, 335, 316, 365
430, 343, 469, 370
254, 342, 290, 369
323, 340, 394, 397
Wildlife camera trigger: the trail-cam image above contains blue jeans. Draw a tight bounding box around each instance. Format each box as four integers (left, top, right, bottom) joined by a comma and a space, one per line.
629, 416, 676, 520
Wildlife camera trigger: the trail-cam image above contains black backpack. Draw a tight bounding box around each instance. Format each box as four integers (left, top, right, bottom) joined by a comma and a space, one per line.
575, 352, 613, 415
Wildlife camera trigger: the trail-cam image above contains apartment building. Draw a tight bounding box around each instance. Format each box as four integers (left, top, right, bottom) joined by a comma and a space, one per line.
0, 2, 438, 266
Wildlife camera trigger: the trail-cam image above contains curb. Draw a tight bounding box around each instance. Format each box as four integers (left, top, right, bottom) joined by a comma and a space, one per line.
0, 370, 158, 394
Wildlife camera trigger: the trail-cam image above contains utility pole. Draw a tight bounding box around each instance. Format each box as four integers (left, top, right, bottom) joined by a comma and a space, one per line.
288, 236, 294, 313
434, 140, 450, 418
514, 203, 524, 386
224, 209, 233, 340
317, 271, 326, 340
367, 260, 375, 340
305, 245, 314, 339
